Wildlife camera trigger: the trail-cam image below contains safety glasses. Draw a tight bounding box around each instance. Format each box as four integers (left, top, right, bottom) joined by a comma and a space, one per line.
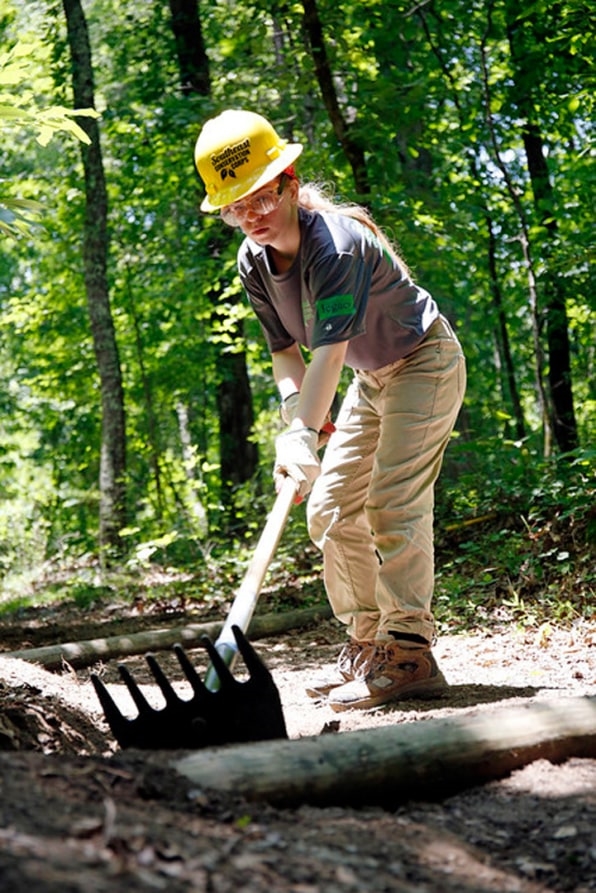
220, 177, 287, 227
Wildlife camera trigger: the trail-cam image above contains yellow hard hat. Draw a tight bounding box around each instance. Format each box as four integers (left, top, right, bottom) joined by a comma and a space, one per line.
195, 109, 303, 212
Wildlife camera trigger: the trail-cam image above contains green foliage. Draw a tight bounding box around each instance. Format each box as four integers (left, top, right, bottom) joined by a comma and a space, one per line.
0, 196, 44, 236
0, 37, 100, 237
0, 0, 592, 597
0, 39, 99, 145
1, 447, 592, 631
433, 443, 595, 631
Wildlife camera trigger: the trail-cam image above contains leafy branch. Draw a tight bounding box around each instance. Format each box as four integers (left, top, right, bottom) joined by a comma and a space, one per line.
0, 40, 100, 236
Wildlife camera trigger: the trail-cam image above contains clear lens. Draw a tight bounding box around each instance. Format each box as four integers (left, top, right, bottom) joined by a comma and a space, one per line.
251, 193, 280, 215
220, 183, 285, 227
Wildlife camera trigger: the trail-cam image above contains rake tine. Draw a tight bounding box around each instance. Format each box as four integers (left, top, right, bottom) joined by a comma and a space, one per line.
200, 635, 236, 689
231, 625, 270, 680
145, 653, 181, 707
118, 663, 154, 715
173, 644, 209, 696
90, 673, 131, 744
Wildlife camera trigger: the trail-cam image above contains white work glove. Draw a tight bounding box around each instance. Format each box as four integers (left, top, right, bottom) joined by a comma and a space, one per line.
274, 427, 321, 499
279, 392, 300, 426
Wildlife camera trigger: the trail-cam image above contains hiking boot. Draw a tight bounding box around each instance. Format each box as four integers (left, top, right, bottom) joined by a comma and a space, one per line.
328, 640, 448, 711
305, 639, 376, 698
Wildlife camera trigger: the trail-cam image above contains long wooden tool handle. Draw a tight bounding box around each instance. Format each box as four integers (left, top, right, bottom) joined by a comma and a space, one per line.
204, 475, 298, 690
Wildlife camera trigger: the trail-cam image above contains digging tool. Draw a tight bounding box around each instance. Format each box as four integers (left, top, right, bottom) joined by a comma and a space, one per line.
92, 419, 336, 750
203, 473, 298, 689
91, 625, 287, 749
91, 474, 299, 749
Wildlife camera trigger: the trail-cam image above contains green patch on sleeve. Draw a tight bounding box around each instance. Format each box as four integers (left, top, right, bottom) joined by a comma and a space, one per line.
318, 294, 356, 320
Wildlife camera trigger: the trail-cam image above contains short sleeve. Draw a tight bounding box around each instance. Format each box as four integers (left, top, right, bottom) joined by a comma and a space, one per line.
308, 250, 370, 349
238, 247, 296, 353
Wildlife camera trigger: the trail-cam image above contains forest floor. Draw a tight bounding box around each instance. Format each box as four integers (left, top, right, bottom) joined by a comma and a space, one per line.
0, 598, 595, 893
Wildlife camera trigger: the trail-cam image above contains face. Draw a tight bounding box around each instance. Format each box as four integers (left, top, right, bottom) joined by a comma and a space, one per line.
220, 176, 298, 247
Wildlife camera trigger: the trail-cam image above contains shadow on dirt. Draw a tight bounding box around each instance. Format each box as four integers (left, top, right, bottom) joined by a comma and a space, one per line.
377, 683, 542, 714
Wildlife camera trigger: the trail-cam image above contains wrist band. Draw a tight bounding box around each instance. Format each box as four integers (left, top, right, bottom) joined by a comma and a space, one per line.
285, 425, 319, 435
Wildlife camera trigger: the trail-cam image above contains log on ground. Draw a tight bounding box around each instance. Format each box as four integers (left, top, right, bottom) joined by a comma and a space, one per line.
1, 604, 332, 670
173, 695, 596, 808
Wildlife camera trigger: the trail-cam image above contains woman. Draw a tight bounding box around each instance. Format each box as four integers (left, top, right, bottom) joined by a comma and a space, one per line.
194, 109, 466, 712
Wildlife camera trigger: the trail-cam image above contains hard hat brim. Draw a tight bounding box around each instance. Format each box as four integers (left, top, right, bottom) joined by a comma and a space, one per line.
200, 142, 303, 213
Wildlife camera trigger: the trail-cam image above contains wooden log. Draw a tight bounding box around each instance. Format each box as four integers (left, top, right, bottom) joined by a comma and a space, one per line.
1, 604, 332, 670
173, 695, 596, 808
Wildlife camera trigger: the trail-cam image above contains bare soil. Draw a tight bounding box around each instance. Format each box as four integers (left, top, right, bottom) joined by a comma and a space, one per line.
0, 601, 595, 893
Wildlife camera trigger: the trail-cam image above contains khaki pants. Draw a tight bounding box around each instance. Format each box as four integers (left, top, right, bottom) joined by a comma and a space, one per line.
307, 316, 466, 643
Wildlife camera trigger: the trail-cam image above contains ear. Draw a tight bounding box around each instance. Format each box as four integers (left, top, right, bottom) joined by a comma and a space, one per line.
287, 176, 300, 202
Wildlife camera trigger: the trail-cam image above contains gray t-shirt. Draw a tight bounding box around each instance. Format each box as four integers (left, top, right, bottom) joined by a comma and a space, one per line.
237, 207, 439, 371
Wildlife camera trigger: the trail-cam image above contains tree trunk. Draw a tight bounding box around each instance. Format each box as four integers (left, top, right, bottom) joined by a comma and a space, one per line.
486, 212, 526, 440
167, 3, 258, 506
168, 0, 211, 95
62, 0, 127, 557
217, 348, 259, 495
478, 17, 553, 454
301, 0, 370, 195
520, 123, 579, 453
174, 696, 596, 808
506, 7, 579, 453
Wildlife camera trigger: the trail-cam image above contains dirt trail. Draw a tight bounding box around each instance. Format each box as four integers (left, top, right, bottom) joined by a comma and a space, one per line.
0, 609, 594, 892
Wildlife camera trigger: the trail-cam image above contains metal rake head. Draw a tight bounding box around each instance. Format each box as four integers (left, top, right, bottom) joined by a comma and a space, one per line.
91, 626, 288, 750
